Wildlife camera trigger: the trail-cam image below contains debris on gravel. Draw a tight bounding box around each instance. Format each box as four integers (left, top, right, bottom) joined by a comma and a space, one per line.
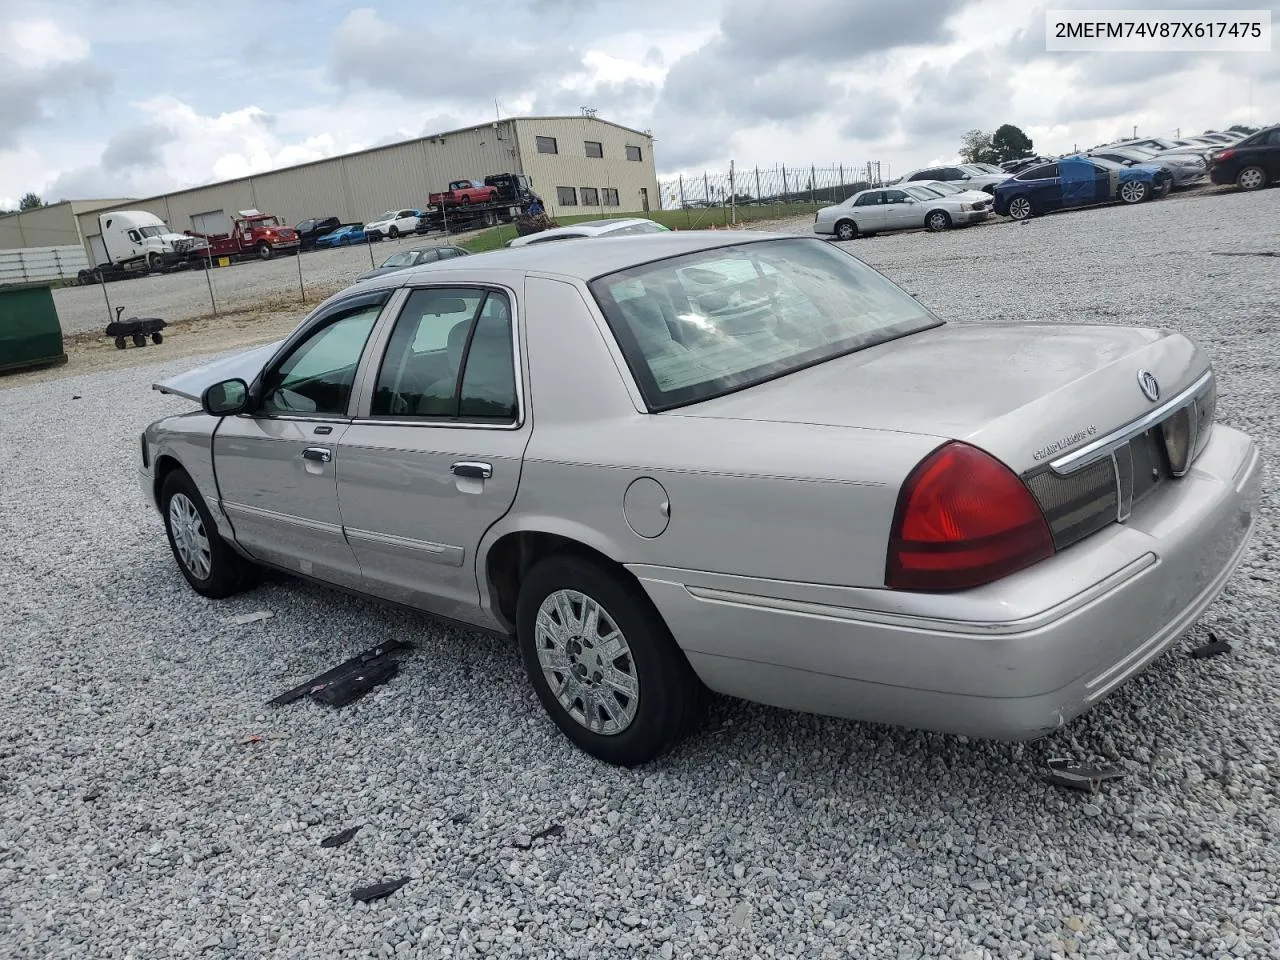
2, 187, 1278, 958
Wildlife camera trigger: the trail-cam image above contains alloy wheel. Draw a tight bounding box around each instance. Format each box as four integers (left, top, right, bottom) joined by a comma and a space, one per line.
1009, 197, 1032, 220
168, 492, 212, 580
534, 589, 640, 736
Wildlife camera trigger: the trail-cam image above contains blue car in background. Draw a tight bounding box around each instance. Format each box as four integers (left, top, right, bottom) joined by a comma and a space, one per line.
993, 155, 1173, 221
314, 225, 367, 248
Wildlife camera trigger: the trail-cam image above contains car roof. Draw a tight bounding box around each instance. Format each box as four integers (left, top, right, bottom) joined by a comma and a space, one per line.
348, 230, 803, 294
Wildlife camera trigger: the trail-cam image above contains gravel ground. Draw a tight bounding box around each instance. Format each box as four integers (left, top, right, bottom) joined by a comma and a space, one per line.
3, 187, 1279, 960
52, 233, 470, 336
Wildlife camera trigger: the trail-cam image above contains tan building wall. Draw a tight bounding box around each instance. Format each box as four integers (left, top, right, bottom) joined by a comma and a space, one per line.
69, 115, 660, 256
513, 117, 659, 218
0, 199, 132, 250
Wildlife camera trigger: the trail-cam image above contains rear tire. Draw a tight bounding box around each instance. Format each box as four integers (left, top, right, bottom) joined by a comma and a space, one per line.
834, 219, 858, 241
132, 334, 147, 347
160, 469, 255, 599
152, 332, 164, 344
114, 337, 126, 350
1237, 165, 1267, 191
516, 554, 704, 766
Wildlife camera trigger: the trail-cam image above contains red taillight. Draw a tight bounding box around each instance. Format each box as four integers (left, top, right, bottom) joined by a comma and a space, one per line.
886, 441, 1055, 591
1213, 149, 1235, 164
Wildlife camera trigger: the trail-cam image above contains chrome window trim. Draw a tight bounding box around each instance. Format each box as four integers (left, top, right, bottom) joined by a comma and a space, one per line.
1049, 369, 1213, 475
349, 281, 526, 430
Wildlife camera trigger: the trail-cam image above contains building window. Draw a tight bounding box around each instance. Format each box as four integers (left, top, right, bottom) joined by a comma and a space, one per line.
625, 145, 643, 162
536, 136, 558, 155
584, 140, 603, 158
556, 186, 578, 206
602, 188, 619, 207
580, 187, 599, 206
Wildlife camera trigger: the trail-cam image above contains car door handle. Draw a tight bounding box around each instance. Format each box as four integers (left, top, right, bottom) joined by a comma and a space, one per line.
451, 461, 492, 479
302, 447, 332, 463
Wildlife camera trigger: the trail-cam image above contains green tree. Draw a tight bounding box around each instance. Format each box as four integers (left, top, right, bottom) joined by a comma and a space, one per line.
989, 124, 1034, 163
18, 192, 43, 211
1228, 123, 1258, 135
959, 129, 996, 164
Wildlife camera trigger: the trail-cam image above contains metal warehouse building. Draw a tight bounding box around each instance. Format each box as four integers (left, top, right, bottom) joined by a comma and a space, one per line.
0, 199, 134, 250
53, 115, 658, 259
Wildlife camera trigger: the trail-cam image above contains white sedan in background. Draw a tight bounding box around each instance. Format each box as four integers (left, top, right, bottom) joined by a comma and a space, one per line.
907, 179, 997, 206
814, 185, 992, 240
507, 217, 669, 248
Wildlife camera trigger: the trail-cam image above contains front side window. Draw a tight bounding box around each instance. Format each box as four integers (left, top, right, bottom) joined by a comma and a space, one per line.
1018, 163, 1058, 180
584, 140, 603, 158
625, 145, 642, 162
556, 186, 578, 206
259, 304, 383, 416
588, 238, 939, 411
581, 187, 600, 205
883, 190, 910, 203
371, 288, 516, 422
536, 135, 558, 154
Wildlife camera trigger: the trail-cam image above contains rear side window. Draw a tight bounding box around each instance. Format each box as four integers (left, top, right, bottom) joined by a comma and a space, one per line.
853, 192, 881, 206
371, 287, 517, 421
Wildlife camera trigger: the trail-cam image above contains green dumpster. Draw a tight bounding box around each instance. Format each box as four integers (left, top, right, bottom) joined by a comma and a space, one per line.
0, 283, 67, 375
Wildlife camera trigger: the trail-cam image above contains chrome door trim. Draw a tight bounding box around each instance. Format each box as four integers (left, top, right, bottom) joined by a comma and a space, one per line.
222, 500, 345, 537
1049, 369, 1214, 475
344, 527, 465, 566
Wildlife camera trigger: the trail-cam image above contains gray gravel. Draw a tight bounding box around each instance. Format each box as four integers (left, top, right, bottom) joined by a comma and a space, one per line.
52, 233, 470, 336
4, 187, 1280, 959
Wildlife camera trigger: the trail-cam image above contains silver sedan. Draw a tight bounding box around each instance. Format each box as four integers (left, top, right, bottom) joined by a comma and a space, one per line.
814, 186, 992, 240
141, 232, 1260, 765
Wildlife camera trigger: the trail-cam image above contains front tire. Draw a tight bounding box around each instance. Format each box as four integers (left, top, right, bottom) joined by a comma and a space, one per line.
1008, 196, 1033, 220
160, 469, 255, 599
926, 210, 952, 232
834, 219, 858, 241
516, 555, 704, 766
1237, 165, 1267, 191
388, 226, 400, 239
257, 242, 273, 260
1120, 180, 1150, 204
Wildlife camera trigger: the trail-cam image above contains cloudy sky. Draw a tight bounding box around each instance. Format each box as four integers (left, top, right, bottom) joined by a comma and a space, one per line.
1, 0, 1276, 208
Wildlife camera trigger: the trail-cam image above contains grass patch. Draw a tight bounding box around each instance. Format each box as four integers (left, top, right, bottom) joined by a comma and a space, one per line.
459, 203, 820, 253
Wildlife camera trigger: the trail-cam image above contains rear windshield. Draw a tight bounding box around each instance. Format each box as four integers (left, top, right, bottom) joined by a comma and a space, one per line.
588, 238, 940, 411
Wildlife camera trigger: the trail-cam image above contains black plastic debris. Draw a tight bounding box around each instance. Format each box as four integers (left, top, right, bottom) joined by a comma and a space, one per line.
449, 813, 472, 825
511, 824, 566, 849
270, 640, 413, 709
320, 826, 361, 848
1189, 633, 1232, 659
350, 877, 409, 903
1044, 758, 1125, 794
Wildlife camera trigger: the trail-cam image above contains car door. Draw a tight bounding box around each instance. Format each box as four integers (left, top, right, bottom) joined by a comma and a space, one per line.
850, 190, 886, 229
880, 189, 919, 229
1264, 129, 1280, 179
212, 290, 391, 587
1016, 163, 1062, 210
336, 283, 530, 621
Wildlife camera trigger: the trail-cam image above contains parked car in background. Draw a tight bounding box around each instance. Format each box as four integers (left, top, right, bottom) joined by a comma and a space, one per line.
364, 209, 423, 241
506, 217, 669, 247
142, 231, 1259, 765
314, 225, 367, 248
355, 245, 471, 281
294, 216, 342, 251
1088, 146, 1206, 189
993, 155, 1173, 220
906, 179, 996, 205
814, 185, 991, 239
1001, 155, 1055, 175
1117, 137, 1214, 164
899, 164, 1010, 194
1209, 125, 1280, 191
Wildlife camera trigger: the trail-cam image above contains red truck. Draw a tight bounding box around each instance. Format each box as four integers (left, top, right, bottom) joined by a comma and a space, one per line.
188, 209, 300, 261
428, 179, 499, 207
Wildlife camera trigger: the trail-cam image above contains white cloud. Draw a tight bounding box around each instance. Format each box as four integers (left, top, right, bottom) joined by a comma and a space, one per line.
3, 18, 89, 69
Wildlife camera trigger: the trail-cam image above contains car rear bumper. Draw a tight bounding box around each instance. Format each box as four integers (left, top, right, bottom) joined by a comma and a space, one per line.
631, 424, 1260, 740
1209, 167, 1237, 185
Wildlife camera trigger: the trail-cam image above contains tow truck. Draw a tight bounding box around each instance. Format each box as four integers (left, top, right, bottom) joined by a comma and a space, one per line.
188, 210, 300, 261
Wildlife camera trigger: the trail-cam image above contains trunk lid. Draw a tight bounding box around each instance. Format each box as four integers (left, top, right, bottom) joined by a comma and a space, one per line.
668, 322, 1206, 473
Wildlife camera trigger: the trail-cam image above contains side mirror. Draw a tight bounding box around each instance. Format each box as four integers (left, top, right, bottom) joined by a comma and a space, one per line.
202, 378, 250, 417
961, 174, 972, 180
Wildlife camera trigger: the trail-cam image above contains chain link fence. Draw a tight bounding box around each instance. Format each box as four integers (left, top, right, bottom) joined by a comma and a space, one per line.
660, 163, 891, 213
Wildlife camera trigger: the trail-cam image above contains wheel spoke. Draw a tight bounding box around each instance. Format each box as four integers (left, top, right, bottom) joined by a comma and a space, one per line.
554, 591, 579, 633
600, 664, 638, 700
